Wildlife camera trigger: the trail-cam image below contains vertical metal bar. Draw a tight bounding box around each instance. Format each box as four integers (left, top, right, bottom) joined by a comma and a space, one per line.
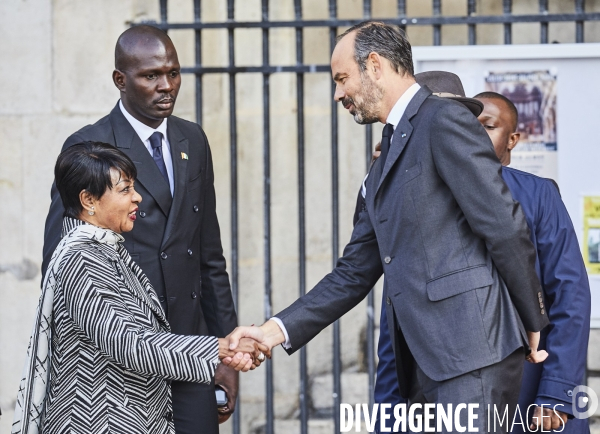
159, 0, 168, 24
193, 0, 203, 125
397, 0, 407, 33
503, 0, 512, 44
362, 0, 376, 416
363, 0, 372, 19
364, 138, 376, 403
226, 2, 240, 432
468, 0, 476, 45
261, 1, 274, 434
329, 1, 341, 433
539, 0, 548, 44
293, 1, 308, 433
576, 0, 585, 43
433, 0, 442, 46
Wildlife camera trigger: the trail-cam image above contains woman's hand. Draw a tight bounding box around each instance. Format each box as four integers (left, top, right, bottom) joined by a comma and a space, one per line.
217, 337, 271, 372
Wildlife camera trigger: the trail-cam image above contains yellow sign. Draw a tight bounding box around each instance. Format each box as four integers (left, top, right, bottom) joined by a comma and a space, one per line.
583, 196, 600, 274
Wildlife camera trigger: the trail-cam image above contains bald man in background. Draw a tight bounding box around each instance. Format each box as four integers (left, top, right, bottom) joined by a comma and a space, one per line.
42, 25, 238, 434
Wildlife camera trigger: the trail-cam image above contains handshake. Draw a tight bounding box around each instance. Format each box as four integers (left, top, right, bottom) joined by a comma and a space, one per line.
216, 320, 287, 372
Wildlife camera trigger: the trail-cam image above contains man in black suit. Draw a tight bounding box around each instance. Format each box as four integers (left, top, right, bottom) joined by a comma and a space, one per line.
42, 25, 237, 434
228, 22, 549, 431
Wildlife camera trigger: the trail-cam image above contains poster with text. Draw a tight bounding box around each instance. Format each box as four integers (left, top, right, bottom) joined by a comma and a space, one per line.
583, 196, 600, 275
485, 70, 557, 180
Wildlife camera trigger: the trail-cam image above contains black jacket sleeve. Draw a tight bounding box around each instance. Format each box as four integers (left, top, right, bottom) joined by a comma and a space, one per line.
41, 133, 86, 281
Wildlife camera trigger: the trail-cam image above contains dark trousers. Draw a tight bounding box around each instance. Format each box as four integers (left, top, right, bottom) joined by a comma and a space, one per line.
408, 349, 525, 433
172, 380, 219, 434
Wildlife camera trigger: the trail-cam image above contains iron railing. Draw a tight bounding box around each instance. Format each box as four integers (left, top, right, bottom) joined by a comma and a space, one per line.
148, 1, 600, 433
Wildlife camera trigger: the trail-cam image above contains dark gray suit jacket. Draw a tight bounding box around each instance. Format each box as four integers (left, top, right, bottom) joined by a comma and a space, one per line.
276, 87, 548, 393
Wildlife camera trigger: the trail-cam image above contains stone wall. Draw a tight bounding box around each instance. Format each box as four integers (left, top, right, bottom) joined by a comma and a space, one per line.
1, 1, 599, 433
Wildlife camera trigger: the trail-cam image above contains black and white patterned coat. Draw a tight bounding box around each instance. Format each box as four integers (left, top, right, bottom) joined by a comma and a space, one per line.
14, 218, 219, 434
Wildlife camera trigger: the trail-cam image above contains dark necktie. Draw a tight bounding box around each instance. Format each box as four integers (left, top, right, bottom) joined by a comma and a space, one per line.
378, 123, 395, 176
149, 131, 169, 184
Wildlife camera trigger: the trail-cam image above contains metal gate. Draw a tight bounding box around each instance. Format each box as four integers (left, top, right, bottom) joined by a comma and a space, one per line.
149, 1, 600, 433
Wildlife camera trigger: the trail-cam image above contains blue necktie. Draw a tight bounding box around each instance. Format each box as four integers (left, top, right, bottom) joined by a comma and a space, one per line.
149, 132, 169, 184
378, 123, 395, 177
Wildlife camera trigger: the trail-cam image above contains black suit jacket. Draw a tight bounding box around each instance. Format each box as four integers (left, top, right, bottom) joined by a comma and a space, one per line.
276, 87, 548, 394
43, 103, 237, 339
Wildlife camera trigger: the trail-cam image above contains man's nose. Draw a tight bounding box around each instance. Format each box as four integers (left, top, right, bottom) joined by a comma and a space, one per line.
333, 84, 345, 102
157, 75, 173, 92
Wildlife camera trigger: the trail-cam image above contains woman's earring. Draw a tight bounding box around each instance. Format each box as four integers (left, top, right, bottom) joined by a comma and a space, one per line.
88, 206, 95, 216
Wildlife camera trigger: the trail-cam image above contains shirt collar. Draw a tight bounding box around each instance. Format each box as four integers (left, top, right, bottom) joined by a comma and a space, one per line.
119, 100, 168, 143
385, 83, 421, 129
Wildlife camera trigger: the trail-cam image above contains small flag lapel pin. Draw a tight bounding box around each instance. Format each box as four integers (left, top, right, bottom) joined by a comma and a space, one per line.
181, 152, 189, 160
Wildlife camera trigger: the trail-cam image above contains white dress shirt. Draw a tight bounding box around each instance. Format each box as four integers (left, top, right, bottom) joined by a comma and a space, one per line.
119, 100, 175, 196
273, 83, 422, 350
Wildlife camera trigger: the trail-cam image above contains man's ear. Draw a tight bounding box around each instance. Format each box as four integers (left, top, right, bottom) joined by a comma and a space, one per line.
79, 190, 96, 215
113, 69, 126, 92
508, 132, 520, 151
367, 52, 383, 79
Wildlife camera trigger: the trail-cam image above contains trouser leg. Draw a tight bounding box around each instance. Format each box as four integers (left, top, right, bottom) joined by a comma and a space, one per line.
408, 349, 524, 433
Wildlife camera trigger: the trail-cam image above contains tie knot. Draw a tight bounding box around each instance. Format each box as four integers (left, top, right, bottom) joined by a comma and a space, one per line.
149, 132, 163, 149
382, 123, 394, 138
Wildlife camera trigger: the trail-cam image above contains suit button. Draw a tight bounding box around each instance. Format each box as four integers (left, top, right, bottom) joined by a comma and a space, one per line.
139, 211, 146, 218
188, 249, 193, 256
567, 390, 573, 397
538, 291, 542, 297
386, 297, 391, 305
384, 256, 391, 264
541, 309, 545, 315
191, 292, 197, 299
161, 252, 168, 260
193, 205, 199, 212
165, 410, 174, 421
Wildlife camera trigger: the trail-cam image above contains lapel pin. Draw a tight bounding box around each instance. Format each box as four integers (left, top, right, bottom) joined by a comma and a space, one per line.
401, 133, 407, 138
181, 152, 188, 160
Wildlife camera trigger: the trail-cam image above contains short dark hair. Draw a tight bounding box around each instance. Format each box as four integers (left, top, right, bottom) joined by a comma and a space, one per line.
115, 25, 173, 71
55, 142, 137, 219
474, 91, 519, 131
337, 21, 414, 77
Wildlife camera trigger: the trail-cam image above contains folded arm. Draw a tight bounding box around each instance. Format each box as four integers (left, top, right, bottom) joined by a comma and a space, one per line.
430, 102, 548, 333
533, 180, 591, 415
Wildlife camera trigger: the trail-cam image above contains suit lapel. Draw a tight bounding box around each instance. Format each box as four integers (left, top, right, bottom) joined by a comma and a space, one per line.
109, 105, 173, 217
161, 118, 189, 246
375, 87, 432, 196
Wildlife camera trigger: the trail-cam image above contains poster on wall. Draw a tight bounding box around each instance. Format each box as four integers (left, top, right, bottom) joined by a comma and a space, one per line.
484, 70, 557, 180
583, 196, 600, 275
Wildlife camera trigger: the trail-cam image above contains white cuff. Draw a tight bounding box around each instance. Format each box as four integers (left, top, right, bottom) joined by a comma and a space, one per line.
361, 173, 369, 198
269, 317, 292, 349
